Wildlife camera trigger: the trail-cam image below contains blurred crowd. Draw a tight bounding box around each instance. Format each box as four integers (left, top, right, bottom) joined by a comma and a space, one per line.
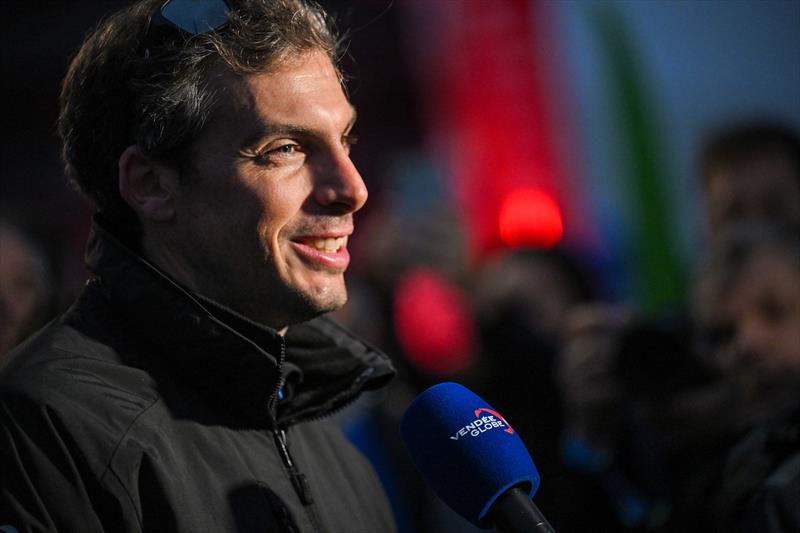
2, 113, 799, 531
331, 119, 800, 533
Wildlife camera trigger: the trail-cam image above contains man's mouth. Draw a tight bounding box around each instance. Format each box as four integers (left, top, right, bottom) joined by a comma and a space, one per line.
307, 236, 348, 253
290, 232, 352, 270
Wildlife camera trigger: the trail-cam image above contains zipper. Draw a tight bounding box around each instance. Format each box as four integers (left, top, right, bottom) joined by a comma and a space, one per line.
273, 427, 324, 533
274, 428, 313, 505
269, 335, 324, 531
267, 332, 387, 531
268, 336, 287, 411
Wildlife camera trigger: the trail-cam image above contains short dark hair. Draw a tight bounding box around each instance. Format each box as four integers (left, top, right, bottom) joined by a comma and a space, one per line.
699, 120, 800, 186
59, 0, 342, 237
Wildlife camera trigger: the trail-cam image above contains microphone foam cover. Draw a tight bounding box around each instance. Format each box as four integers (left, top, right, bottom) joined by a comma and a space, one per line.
400, 382, 540, 528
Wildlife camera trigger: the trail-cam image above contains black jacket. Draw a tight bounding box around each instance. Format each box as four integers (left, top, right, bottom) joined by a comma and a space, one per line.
0, 221, 396, 533
713, 405, 800, 533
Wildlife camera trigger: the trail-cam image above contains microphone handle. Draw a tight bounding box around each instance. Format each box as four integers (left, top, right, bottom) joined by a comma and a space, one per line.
491, 486, 557, 533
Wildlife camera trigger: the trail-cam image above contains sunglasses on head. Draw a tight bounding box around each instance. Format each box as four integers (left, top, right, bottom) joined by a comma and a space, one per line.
143, 0, 230, 56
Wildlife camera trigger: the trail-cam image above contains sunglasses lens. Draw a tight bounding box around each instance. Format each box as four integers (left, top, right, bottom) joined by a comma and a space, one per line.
161, 0, 229, 35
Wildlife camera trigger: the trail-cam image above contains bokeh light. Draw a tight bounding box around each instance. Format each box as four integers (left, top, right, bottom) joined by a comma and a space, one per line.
498, 187, 564, 249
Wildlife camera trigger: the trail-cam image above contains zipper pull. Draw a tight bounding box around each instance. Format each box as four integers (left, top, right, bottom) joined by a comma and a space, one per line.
290, 471, 314, 506
274, 428, 314, 505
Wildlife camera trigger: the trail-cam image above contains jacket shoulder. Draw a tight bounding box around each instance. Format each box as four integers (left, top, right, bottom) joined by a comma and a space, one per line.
1, 316, 161, 466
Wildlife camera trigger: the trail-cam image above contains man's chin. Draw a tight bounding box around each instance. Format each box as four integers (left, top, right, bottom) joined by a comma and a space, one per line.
280, 284, 348, 324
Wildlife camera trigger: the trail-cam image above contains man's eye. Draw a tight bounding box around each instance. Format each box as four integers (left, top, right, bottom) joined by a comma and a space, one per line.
252, 143, 302, 164
271, 143, 298, 155
760, 295, 788, 325
343, 134, 359, 152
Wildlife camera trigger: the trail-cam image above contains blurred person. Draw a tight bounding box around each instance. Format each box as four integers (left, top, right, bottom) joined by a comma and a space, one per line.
0, 219, 55, 356
560, 309, 749, 532
556, 119, 800, 531
700, 121, 800, 239
559, 120, 800, 450
693, 223, 800, 424
692, 223, 800, 532
0, 1, 397, 532
470, 247, 616, 532
560, 119, 800, 404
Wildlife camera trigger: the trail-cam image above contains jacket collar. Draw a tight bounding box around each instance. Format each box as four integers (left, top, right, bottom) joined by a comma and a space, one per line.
82, 216, 394, 426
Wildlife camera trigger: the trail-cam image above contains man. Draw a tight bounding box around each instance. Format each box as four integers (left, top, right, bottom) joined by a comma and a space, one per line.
699, 121, 800, 239
0, 219, 55, 358
0, 0, 396, 531
556, 121, 800, 531
692, 224, 800, 532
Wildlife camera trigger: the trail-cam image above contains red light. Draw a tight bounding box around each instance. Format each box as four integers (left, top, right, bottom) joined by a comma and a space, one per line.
498, 187, 564, 248
393, 268, 475, 376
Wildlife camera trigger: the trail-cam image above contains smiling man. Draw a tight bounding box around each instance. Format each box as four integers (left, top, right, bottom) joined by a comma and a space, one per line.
127, 51, 365, 329
0, 1, 395, 531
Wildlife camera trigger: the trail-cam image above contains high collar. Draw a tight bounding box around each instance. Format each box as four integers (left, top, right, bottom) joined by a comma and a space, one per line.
80, 216, 394, 427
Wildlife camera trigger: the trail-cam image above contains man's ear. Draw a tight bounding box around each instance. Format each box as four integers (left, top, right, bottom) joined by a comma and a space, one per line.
118, 145, 180, 222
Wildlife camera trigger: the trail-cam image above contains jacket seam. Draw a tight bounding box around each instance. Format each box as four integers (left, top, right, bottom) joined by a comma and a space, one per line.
43, 349, 158, 403
98, 395, 165, 530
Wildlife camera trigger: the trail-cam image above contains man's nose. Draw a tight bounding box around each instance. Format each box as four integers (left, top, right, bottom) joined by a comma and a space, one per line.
734, 318, 770, 361
314, 149, 368, 213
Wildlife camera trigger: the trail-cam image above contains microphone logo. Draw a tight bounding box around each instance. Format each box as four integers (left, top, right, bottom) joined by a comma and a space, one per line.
474, 408, 514, 434
449, 407, 515, 441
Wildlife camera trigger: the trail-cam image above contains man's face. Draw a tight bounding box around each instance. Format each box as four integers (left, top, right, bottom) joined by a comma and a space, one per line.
0, 225, 49, 355
705, 153, 800, 239
706, 249, 800, 404
166, 50, 367, 329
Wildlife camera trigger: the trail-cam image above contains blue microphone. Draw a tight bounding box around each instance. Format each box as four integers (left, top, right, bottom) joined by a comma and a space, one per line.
400, 382, 556, 532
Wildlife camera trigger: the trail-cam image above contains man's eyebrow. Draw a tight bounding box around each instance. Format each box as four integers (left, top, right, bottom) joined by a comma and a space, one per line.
242, 123, 316, 146
242, 108, 358, 147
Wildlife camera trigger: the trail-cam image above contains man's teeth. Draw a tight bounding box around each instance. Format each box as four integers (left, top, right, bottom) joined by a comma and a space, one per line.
311, 236, 347, 252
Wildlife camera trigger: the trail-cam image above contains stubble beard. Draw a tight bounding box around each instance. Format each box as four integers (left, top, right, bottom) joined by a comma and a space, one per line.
234, 260, 348, 330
